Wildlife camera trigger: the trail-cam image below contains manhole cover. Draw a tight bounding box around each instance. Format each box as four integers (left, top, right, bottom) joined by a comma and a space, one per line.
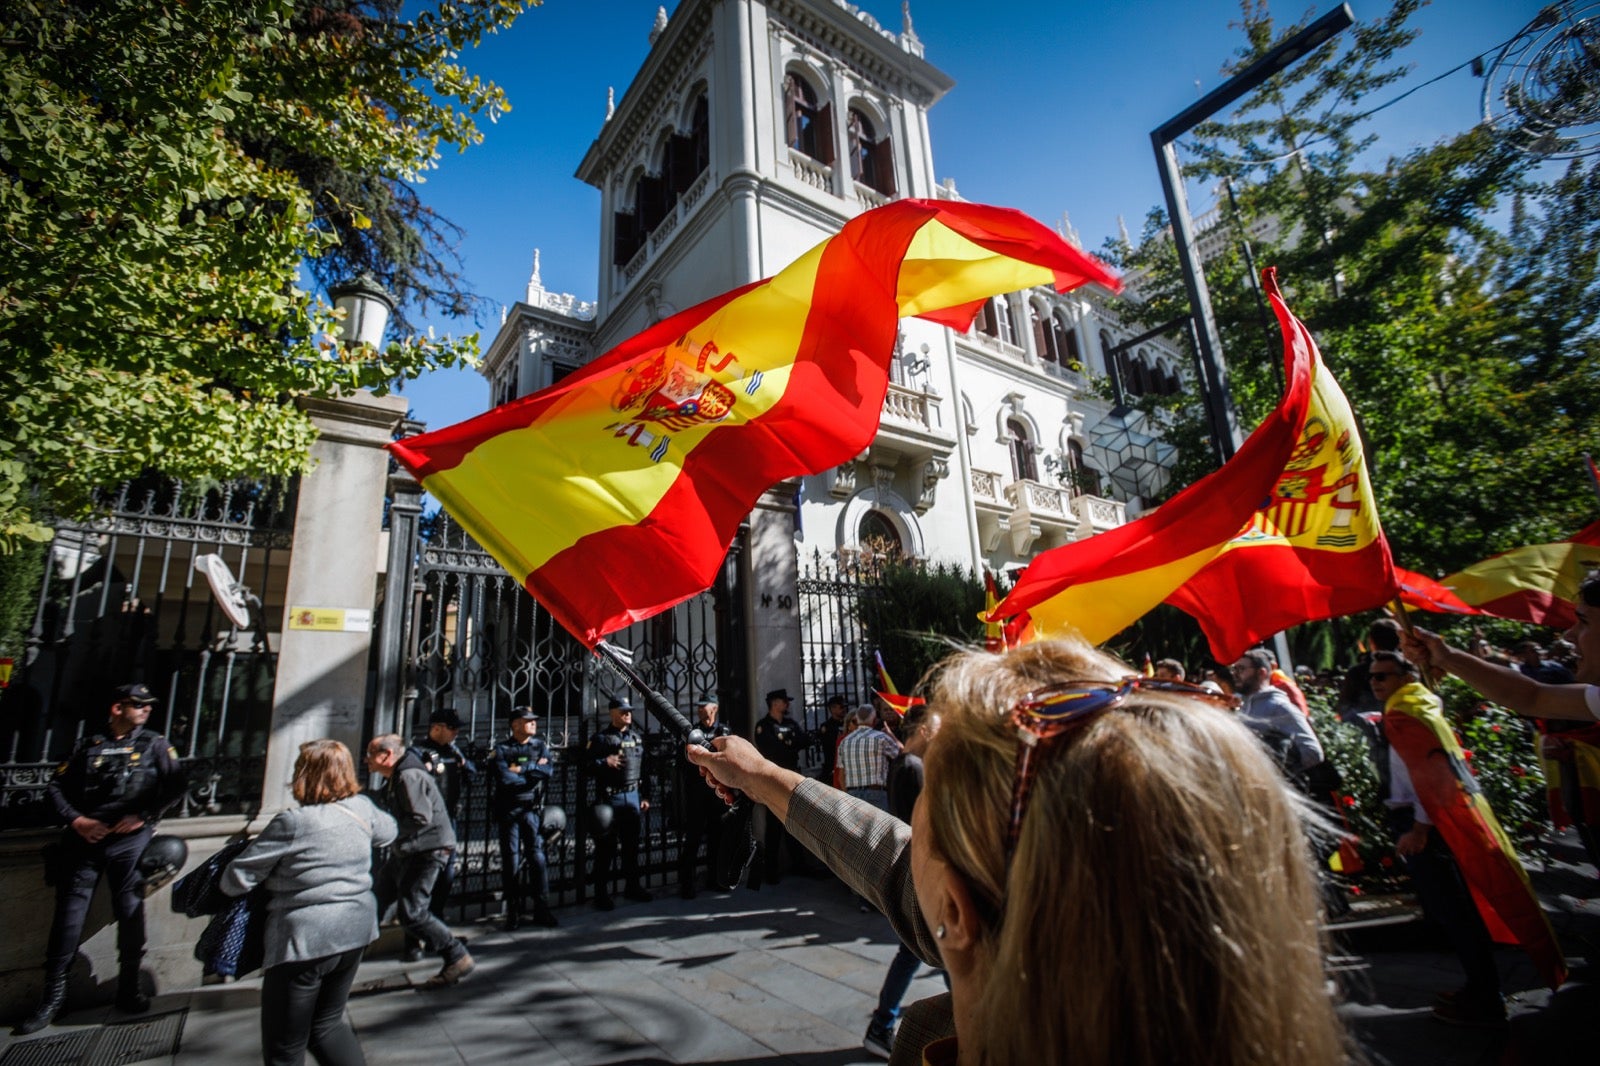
0, 1010, 186, 1066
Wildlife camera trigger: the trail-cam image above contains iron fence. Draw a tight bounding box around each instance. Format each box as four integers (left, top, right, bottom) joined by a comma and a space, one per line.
0, 477, 296, 829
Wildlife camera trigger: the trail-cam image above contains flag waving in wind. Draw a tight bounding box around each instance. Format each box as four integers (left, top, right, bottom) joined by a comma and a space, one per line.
391, 200, 1118, 645
1397, 520, 1600, 630
990, 269, 1396, 661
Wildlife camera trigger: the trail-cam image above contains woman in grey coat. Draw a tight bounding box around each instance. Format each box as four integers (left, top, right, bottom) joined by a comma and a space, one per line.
223, 739, 397, 1066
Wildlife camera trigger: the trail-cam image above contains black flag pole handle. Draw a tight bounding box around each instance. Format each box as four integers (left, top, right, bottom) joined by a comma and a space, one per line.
593, 640, 759, 890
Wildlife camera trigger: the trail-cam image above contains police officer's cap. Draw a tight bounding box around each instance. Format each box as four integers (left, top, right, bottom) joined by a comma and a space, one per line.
113, 682, 158, 706
509, 706, 538, 721
428, 707, 465, 730
607, 695, 635, 712
824, 694, 846, 707
765, 688, 793, 703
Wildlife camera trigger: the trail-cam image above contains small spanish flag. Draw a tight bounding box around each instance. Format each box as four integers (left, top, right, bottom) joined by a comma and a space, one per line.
1397, 522, 1600, 629
392, 200, 1118, 645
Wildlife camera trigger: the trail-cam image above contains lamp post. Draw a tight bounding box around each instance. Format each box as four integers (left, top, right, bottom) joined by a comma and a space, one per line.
328, 273, 396, 349
1151, 3, 1354, 464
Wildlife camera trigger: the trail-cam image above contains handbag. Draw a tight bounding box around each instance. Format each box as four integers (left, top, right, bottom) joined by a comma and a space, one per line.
171, 833, 267, 977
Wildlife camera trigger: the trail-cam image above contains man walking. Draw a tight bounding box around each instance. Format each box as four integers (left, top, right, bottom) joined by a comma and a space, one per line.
404, 708, 477, 959
490, 707, 558, 929
15, 683, 186, 1035
367, 734, 474, 987
586, 697, 651, 911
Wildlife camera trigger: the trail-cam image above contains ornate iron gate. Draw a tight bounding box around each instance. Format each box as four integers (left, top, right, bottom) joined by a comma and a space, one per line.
796, 550, 887, 769
0, 478, 296, 829
376, 507, 743, 917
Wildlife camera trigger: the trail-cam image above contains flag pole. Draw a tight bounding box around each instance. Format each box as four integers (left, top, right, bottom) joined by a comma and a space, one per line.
593, 640, 759, 889
1389, 597, 1437, 692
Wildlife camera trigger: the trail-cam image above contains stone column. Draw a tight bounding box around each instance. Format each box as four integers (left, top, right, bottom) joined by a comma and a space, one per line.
258, 392, 407, 814
371, 421, 425, 740
743, 481, 802, 733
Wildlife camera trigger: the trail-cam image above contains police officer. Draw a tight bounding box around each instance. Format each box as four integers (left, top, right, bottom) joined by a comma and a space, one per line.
490, 706, 557, 929
753, 687, 807, 884
586, 696, 651, 911
677, 698, 732, 899
15, 683, 186, 1035
403, 708, 478, 961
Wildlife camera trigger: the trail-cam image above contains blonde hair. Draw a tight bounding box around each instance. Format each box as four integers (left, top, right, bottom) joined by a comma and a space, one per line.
292, 739, 361, 806
922, 640, 1348, 1066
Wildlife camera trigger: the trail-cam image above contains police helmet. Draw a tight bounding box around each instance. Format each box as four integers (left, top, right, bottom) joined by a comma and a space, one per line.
135, 835, 189, 898
588, 801, 615, 838
541, 804, 567, 843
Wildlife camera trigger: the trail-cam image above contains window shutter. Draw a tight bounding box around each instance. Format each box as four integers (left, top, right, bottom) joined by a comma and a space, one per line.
638, 175, 668, 232
1032, 313, 1049, 360
612, 212, 639, 266
784, 77, 802, 147
868, 137, 896, 196
815, 102, 835, 165
668, 134, 697, 195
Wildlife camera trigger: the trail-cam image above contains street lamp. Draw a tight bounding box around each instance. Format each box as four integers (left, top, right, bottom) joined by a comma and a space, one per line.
1151, 3, 1354, 464
328, 273, 396, 349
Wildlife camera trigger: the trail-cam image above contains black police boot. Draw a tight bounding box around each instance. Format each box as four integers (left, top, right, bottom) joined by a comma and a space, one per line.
12, 973, 67, 1036
503, 904, 522, 932
116, 964, 149, 1014
532, 897, 559, 928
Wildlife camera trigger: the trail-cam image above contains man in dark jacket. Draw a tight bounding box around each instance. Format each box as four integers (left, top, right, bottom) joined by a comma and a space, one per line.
404, 707, 478, 959
585, 697, 651, 911
366, 734, 474, 987
14, 682, 186, 1035
677, 699, 732, 898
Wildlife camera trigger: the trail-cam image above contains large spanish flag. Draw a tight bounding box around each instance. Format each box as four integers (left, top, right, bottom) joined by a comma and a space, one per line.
1397, 521, 1600, 629
990, 269, 1395, 661
1386, 681, 1566, 990
390, 200, 1118, 645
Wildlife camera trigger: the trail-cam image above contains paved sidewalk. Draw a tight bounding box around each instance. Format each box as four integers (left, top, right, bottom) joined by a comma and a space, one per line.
2, 834, 1596, 1065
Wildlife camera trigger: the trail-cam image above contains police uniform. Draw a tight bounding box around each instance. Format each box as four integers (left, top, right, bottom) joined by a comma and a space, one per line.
753, 689, 807, 883
33, 684, 185, 1028
677, 713, 732, 897
490, 709, 556, 928
586, 704, 651, 907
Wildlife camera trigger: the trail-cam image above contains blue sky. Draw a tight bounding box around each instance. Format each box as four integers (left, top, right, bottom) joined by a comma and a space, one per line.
399, 0, 1547, 434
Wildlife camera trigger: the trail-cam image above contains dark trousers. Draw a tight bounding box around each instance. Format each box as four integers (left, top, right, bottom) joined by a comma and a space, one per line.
678, 798, 725, 890
260, 946, 366, 1066
1388, 809, 1500, 1005
592, 791, 643, 896
759, 804, 805, 883
45, 826, 151, 976
373, 851, 461, 961
497, 806, 548, 910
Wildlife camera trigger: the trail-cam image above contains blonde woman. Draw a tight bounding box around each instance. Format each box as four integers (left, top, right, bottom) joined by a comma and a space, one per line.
688, 639, 1350, 1066
223, 740, 397, 1066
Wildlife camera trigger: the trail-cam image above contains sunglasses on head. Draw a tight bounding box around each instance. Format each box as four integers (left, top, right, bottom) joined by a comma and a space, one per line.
1003, 677, 1237, 865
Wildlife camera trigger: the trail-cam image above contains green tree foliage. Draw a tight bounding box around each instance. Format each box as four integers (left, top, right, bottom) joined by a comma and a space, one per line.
864, 560, 987, 692
0, 0, 536, 548
1111, 0, 1600, 602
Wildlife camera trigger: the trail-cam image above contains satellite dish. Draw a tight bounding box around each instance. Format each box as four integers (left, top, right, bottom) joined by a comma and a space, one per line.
194, 553, 257, 630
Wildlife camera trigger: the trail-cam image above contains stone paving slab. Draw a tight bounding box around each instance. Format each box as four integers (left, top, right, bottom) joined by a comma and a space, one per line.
1, 834, 1595, 1065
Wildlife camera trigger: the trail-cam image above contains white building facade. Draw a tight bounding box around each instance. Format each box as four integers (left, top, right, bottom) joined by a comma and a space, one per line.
481, 0, 1182, 598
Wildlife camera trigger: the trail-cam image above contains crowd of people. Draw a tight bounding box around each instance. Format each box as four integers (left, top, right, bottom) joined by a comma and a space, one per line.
13, 572, 1598, 1065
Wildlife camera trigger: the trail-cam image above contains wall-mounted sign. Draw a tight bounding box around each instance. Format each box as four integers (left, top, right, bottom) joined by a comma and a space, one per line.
287, 607, 372, 633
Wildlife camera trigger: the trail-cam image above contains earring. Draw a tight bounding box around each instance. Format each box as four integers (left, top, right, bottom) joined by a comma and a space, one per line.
935, 923, 947, 940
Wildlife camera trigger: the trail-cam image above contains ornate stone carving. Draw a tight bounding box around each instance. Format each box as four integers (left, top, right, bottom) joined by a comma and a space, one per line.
828, 460, 859, 499
914, 457, 948, 514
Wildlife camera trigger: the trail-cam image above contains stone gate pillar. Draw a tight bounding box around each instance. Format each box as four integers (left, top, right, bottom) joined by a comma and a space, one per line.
744, 480, 803, 733
258, 392, 407, 814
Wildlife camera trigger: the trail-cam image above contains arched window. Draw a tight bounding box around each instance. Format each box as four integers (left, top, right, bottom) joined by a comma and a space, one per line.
1007, 418, 1038, 482
784, 73, 833, 165
858, 510, 902, 556
665, 92, 710, 198
848, 108, 895, 196
1067, 439, 1101, 497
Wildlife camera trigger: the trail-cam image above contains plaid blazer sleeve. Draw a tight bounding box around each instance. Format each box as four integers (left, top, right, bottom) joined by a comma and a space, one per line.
786, 778, 944, 968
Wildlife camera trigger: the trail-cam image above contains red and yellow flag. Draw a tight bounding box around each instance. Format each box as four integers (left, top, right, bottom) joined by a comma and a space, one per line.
1397, 521, 1600, 629
391, 201, 1118, 645
874, 649, 925, 719
990, 269, 1395, 661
